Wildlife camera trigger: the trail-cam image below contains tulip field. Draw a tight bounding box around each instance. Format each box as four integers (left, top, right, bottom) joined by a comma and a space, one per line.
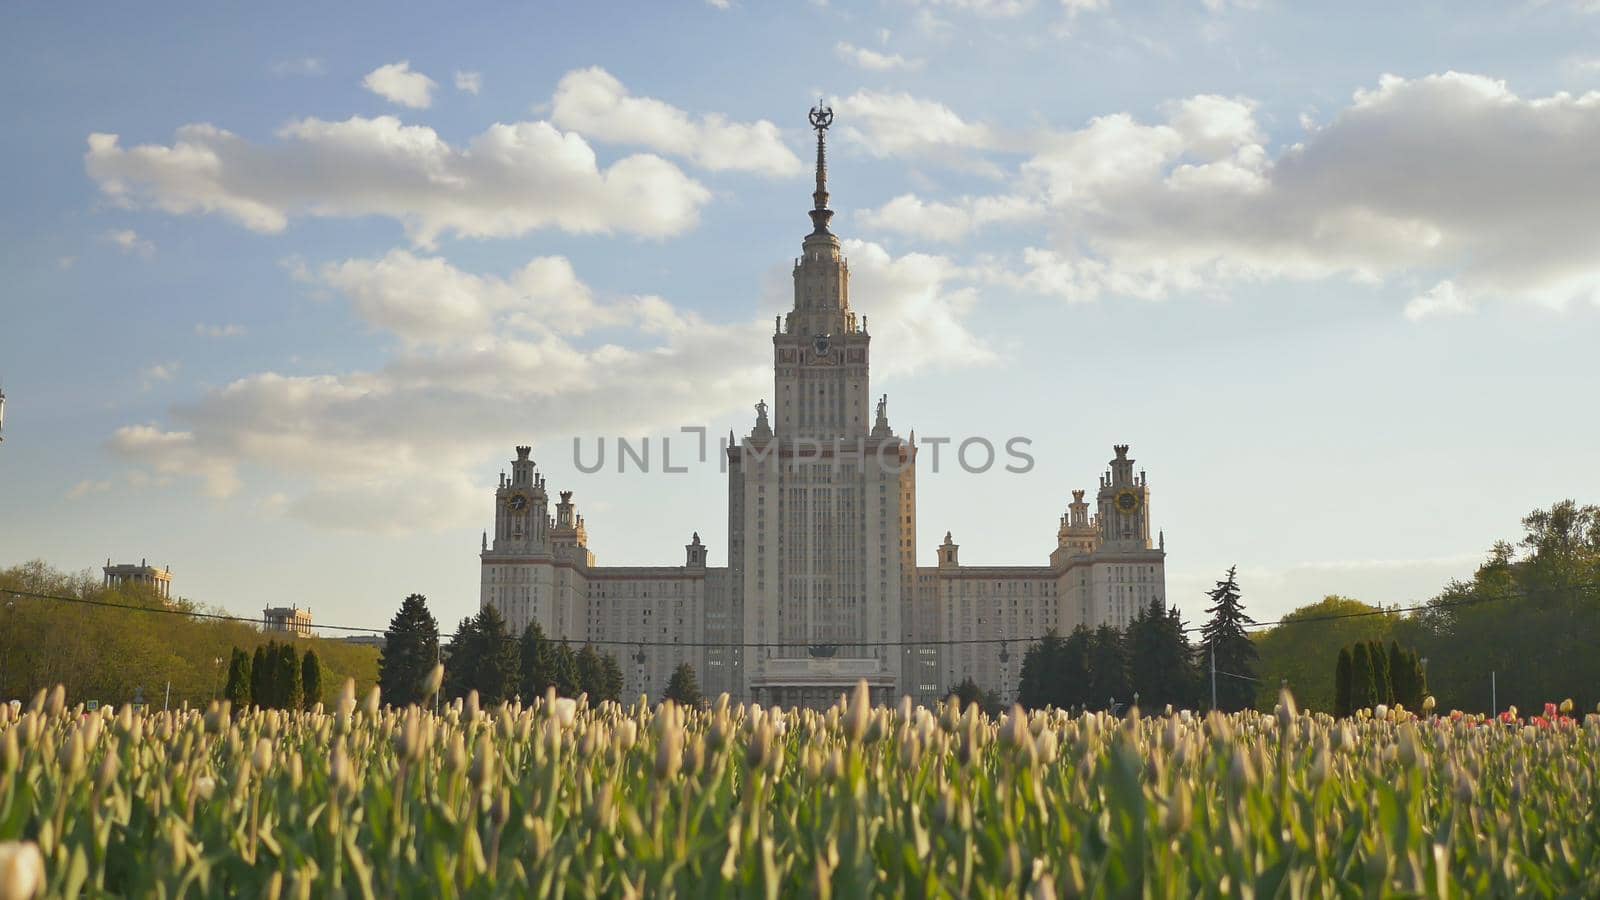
2, 682, 1599, 898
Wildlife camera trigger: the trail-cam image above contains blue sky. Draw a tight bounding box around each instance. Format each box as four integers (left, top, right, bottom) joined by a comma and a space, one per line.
3, 0, 1599, 634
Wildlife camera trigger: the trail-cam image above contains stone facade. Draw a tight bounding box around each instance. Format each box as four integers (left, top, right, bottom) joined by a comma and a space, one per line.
103, 558, 172, 600
479, 109, 1166, 708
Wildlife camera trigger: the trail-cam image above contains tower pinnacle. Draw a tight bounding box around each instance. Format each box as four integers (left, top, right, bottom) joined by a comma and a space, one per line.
808, 101, 834, 236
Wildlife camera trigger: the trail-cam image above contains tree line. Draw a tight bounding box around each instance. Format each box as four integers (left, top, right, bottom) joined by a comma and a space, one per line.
376, 593, 627, 708
1332, 640, 1427, 717
1253, 500, 1600, 716
1015, 566, 1260, 713
222, 641, 323, 711
0, 560, 377, 707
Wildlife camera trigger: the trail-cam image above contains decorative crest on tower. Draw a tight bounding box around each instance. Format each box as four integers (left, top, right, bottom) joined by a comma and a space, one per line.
807, 100, 835, 236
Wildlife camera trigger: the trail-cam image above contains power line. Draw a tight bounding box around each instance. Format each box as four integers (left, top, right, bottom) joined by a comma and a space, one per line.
4, 581, 1597, 652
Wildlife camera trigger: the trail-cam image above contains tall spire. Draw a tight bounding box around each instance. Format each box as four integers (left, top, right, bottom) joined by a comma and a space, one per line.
807, 101, 835, 237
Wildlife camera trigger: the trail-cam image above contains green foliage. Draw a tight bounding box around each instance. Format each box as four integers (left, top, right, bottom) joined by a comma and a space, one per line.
1127, 600, 1197, 711
0, 561, 376, 710
517, 621, 551, 701
1351, 641, 1375, 711
1252, 596, 1397, 714
551, 644, 580, 698
224, 648, 252, 709
4, 681, 1600, 896
301, 649, 322, 711
663, 662, 703, 707
250, 645, 270, 709
445, 607, 517, 705
1333, 647, 1352, 719
377, 593, 439, 708
1086, 624, 1131, 710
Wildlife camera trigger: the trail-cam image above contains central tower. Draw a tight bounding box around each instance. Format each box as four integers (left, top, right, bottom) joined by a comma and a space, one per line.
774, 104, 871, 440
727, 104, 918, 708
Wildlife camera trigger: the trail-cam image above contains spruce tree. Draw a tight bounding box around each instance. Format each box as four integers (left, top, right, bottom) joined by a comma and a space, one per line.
1333, 646, 1353, 718
663, 662, 704, 707
1198, 565, 1258, 712
444, 616, 480, 701
1128, 600, 1196, 710
378, 594, 441, 708
301, 648, 322, 711
472, 604, 518, 705
1018, 630, 1065, 710
519, 620, 552, 701
552, 643, 581, 698
224, 647, 252, 709
1061, 626, 1093, 710
600, 651, 625, 703
576, 645, 605, 700
1086, 623, 1131, 710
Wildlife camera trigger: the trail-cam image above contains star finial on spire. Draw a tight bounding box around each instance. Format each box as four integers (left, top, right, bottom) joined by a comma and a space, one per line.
807, 100, 835, 236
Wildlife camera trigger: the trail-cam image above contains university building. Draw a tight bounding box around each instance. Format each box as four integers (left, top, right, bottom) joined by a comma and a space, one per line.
479, 108, 1166, 708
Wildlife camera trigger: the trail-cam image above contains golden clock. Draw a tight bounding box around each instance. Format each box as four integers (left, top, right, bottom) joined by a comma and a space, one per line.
505, 492, 529, 512
1114, 489, 1141, 514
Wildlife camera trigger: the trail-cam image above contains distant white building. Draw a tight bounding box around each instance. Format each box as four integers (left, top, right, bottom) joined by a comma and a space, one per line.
479, 107, 1167, 708
103, 558, 172, 600
263, 605, 313, 638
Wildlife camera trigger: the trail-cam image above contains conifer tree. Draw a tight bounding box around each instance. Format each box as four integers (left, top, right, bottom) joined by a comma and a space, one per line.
301, 648, 322, 711
1198, 565, 1258, 711
1333, 645, 1353, 718
663, 662, 704, 707
1350, 640, 1375, 711
444, 616, 480, 701
1018, 630, 1066, 709
600, 651, 625, 703
224, 647, 252, 709
552, 643, 581, 698
576, 644, 605, 700
378, 593, 441, 708
519, 620, 552, 701
1086, 623, 1131, 710
250, 644, 270, 709
1370, 640, 1392, 706
1061, 626, 1093, 710
1128, 600, 1197, 710
277, 642, 303, 712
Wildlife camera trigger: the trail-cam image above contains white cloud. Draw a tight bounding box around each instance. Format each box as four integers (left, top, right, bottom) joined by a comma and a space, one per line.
836, 42, 923, 72
57, 256, 76, 270
550, 67, 803, 177
839, 90, 999, 171
112, 244, 989, 533
912, 0, 1036, 17
85, 116, 711, 246
1404, 280, 1471, 321
454, 70, 482, 94
66, 480, 112, 500
984, 74, 1600, 313
362, 61, 437, 109
140, 361, 180, 389
857, 193, 1042, 242
707, 0, 733, 7
105, 228, 154, 257
195, 323, 247, 338
270, 57, 325, 77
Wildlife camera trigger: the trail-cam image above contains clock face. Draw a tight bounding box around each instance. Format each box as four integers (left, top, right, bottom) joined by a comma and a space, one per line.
813, 333, 831, 355
507, 493, 528, 512
1115, 489, 1141, 514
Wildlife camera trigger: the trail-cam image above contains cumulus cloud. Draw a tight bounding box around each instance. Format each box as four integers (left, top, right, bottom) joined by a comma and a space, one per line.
836, 42, 922, 72
911, 0, 1035, 17
454, 70, 482, 94
857, 193, 1042, 242
85, 116, 711, 246
105, 228, 154, 257
983, 74, 1600, 312
1404, 281, 1471, 321
195, 323, 246, 338
550, 68, 803, 177
838, 90, 1000, 172
362, 61, 437, 109
112, 244, 989, 533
